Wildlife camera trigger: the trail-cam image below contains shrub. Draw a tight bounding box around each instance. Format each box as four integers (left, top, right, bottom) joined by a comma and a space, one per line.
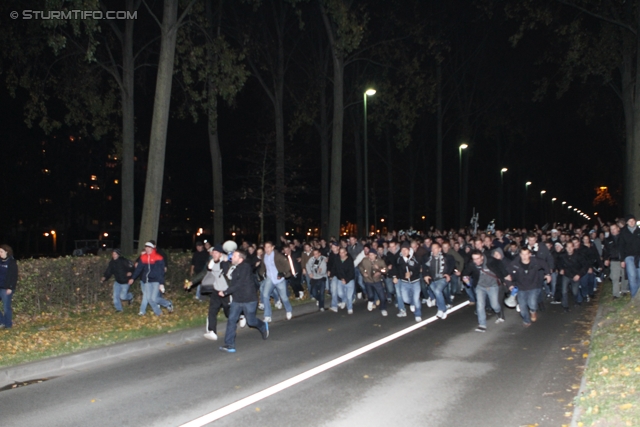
13, 252, 193, 316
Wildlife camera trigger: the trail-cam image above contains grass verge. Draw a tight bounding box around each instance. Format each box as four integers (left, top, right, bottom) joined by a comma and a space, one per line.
0, 290, 311, 369
576, 282, 640, 427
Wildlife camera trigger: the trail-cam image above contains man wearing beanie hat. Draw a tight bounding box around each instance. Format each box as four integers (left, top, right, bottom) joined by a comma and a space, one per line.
101, 249, 135, 312
619, 214, 640, 298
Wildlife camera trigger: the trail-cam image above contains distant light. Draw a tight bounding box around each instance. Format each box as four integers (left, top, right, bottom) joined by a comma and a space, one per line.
599, 186, 608, 190
51, 230, 56, 235
90, 175, 97, 181
44, 232, 49, 237
501, 168, 508, 173
365, 89, 376, 96
551, 198, 557, 201
285, 232, 289, 236
540, 190, 546, 194
562, 201, 567, 205
568, 205, 572, 209
307, 232, 311, 236
573, 208, 578, 211
594, 212, 598, 215
380, 218, 385, 222
421, 216, 426, 220
114, 179, 119, 184
103, 232, 108, 237
232, 232, 236, 237
526, 181, 532, 186
459, 143, 468, 150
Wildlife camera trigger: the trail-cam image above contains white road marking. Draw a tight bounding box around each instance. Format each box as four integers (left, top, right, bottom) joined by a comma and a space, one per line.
179, 300, 470, 427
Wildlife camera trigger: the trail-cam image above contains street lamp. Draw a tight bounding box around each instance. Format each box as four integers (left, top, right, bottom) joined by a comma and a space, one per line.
551, 197, 557, 223
364, 88, 376, 237
51, 230, 57, 253
540, 190, 546, 224
458, 143, 468, 227
523, 181, 532, 227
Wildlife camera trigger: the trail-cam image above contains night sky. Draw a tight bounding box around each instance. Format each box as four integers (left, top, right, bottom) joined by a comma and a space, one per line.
0, 0, 625, 256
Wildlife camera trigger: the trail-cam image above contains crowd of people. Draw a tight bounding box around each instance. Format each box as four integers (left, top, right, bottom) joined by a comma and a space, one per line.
173, 214, 640, 350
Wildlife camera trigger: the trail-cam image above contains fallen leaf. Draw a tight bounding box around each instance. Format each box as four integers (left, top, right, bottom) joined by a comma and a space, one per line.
619, 403, 633, 410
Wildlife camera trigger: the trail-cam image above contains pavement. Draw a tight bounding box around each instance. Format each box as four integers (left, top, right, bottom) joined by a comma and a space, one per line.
0, 298, 321, 389
0, 295, 597, 427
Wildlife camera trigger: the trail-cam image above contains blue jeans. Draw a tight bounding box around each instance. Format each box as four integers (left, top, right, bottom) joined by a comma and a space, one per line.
259, 279, 280, 305
152, 284, 172, 310
517, 288, 540, 324
367, 281, 387, 310
475, 285, 501, 327
398, 280, 421, 317
337, 279, 355, 310
224, 301, 267, 348
449, 275, 460, 296
0, 289, 13, 328
561, 276, 581, 308
384, 277, 395, 300
262, 277, 292, 318
113, 281, 133, 311
140, 281, 161, 315
624, 256, 640, 298
465, 278, 477, 303
354, 268, 367, 297
430, 278, 449, 312
310, 278, 326, 309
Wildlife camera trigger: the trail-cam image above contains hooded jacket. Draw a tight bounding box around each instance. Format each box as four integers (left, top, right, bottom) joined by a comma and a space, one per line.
0, 256, 18, 291
619, 225, 640, 259
396, 249, 421, 282
333, 254, 355, 282
132, 249, 165, 284
358, 256, 387, 283
102, 256, 134, 284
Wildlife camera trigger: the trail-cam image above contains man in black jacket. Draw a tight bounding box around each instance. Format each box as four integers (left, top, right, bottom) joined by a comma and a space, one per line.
423, 242, 455, 320
332, 247, 356, 314
603, 224, 628, 297
462, 249, 510, 332
619, 214, 640, 298
219, 250, 269, 353
510, 247, 551, 326
558, 241, 589, 312
101, 249, 134, 312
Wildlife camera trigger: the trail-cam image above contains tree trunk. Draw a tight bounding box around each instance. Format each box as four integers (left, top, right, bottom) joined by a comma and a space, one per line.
138, 0, 179, 246
206, 0, 224, 244
631, 11, 640, 214
436, 62, 443, 230
320, 73, 330, 238
120, 0, 136, 255
385, 126, 395, 230
353, 113, 364, 236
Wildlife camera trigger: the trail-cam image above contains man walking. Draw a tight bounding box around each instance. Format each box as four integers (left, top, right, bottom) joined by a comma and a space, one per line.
306, 248, 328, 311
603, 224, 628, 298
258, 241, 293, 322
129, 242, 173, 316
100, 249, 134, 312
219, 250, 269, 353
510, 247, 551, 327
619, 214, 640, 298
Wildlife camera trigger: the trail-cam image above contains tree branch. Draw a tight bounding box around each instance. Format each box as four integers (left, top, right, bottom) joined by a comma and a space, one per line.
556, 0, 636, 35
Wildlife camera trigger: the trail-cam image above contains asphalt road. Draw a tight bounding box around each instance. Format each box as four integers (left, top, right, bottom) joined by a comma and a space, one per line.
0, 297, 594, 427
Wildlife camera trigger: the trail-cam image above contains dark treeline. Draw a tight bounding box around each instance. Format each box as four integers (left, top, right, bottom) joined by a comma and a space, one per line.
0, 0, 631, 256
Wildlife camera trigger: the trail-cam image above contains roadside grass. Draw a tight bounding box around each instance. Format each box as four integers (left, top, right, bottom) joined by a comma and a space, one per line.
0, 289, 311, 369
576, 282, 640, 427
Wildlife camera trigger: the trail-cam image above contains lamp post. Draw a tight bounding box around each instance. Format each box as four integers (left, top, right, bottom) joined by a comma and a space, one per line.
499, 168, 508, 226
551, 197, 557, 223
540, 190, 546, 224
364, 88, 376, 237
458, 143, 468, 227
523, 181, 531, 227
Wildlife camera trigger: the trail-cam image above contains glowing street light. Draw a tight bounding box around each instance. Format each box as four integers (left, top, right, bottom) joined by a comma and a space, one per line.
459, 144, 469, 227
364, 88, 377, 237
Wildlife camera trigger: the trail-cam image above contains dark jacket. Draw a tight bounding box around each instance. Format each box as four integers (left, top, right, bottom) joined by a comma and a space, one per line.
257, 251, 292, 279
619, 226, 640, 259
384, 248, 401, 279
462, 257, 509, 287
132, 249, 165, 284
526, 242, 555, 270
510, 257, 550, 291
102, 256, 134, 284
396, 252, 421, 282
558, 251, 589, 279
326, 251, 340, 277
0, 256, 18, 291
223, 261, 258, 303
603, 234, 622, 261
333, 255, 356, 282
422, 253, 455, 280
580, 244, 603, 270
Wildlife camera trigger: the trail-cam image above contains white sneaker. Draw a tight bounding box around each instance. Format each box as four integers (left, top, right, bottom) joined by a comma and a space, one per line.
397, 310, 407, 317
421, 298, 428, 305
495, 317, 505, 324
367, 301, 374, 311
338, 302, 346, 309
446, 304, 452, 310
357, 292, 363, 300
415, 317, 422, 322
329, 307, 338, 313
275, 301, 283, 310
436, 310, 445, 319
203, 331, 218, 341
299, 291, 304, 299
286, 312, 292, 320
516, 304, 520, 312
450, 295, 455, 302
316, 300, 319, 306
381, 310, 388, 316
258, 303, 265, 311
426, 298, 435, 308
264, 316, 272, 323
348, 309, 353, 314
239, 316, 247, 328
410, 305, 416, 313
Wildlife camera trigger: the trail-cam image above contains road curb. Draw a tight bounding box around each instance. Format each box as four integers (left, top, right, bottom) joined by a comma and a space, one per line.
0, 299, 321, 388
